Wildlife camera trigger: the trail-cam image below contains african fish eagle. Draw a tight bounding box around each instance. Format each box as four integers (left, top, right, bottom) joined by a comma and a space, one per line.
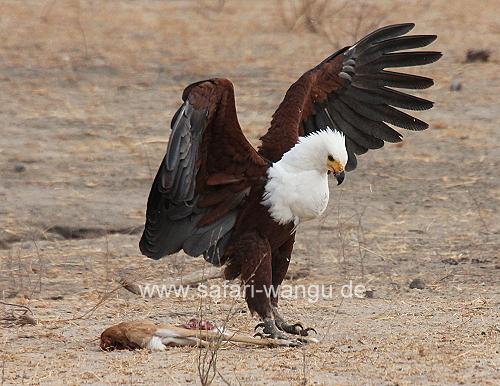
139, 23, 441, 340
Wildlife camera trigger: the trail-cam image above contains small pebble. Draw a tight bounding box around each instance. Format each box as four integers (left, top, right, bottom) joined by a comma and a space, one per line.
409, 278, 425, 290
14, 163, 26, 172
465, 49, 491, 63
450, 80, 462, 91
364, 289, 375, 298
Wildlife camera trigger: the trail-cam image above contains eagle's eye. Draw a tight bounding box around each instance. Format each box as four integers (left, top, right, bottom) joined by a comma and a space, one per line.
327, 155, 334, 162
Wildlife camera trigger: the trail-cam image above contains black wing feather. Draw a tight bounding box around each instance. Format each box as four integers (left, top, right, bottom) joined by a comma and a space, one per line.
356, 35, 437, 65
344, 85, 433, 110
260, 23, 441, 167
140, 100, 237, 264
359, 51, 441, 71
352, 71, 434, 90
330, 99, 385, 150
140, 79, 267, 265
314, 23, 441, 170
351, 23, 416, 51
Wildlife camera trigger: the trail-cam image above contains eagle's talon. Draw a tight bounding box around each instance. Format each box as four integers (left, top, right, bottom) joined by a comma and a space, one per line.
272, 306, 317, 336
292, 322, 304, 331
276, 320, 314, 336
255, 318, 291, 340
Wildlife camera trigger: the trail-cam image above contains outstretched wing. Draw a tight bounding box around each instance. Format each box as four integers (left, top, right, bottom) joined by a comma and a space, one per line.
259, 23, 442, 170
140, 78, 268, 263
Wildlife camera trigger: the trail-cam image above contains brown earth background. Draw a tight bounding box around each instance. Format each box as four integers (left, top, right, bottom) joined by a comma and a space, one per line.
0, 0, 499, 385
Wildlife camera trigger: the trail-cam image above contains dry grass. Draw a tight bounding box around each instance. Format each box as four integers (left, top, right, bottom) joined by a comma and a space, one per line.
0, 301, 36, 327
277, 0, 392, 48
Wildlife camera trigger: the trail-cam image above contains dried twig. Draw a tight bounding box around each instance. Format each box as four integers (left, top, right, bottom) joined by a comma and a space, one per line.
467, 189, 491, 236
352, 199, 368, 279
197, 263, 219, 386
321, 296, 344, 342
336, 189, 348, 271
0, 301, 37, 327
74, 0, 89, 59
118, 266, 223, 297
29, 238, 43, 299
277, 0, 400, 49
300, 342, 309, 386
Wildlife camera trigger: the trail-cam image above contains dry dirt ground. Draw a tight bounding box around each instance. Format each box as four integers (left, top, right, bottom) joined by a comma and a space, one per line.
0, 0, 499, 385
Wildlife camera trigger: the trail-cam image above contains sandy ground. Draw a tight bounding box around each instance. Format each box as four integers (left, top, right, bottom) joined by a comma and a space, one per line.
0, 0, 499, 385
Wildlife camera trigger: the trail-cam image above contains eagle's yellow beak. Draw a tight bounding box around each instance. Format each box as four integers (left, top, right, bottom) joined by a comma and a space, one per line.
327, 159, 345, 185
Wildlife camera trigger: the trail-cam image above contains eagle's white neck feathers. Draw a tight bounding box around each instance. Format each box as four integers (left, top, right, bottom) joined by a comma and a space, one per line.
262, 129, 348, 227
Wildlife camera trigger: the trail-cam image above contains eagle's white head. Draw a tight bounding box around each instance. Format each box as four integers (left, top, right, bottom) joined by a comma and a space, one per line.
278, 128, 348, 182
262, 128, 348, 226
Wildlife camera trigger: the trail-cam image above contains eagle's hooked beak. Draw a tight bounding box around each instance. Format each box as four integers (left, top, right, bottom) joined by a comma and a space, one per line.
327, 159, 345, 185
335, 171, 345, 185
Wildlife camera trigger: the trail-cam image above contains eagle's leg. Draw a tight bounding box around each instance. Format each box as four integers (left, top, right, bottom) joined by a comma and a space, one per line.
237, 234, 294, 340
270, 235, 317, 337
